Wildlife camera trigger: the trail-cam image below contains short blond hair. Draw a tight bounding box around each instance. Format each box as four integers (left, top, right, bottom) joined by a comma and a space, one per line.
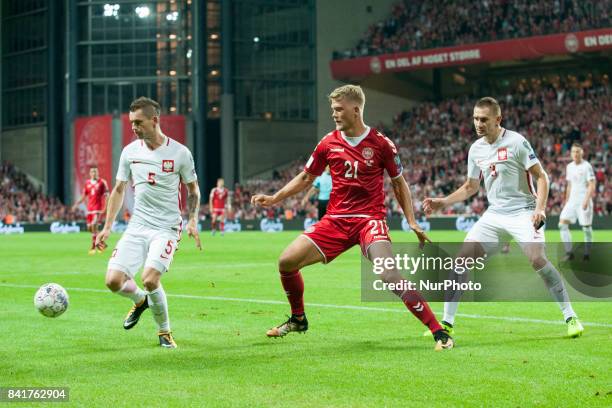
475, 97, 501, 116
328, 85, 365, 109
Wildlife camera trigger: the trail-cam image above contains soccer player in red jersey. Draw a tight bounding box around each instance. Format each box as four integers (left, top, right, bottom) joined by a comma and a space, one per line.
209, 178, 229, 235
251, 85, 453, 350
73, 166, 109, 254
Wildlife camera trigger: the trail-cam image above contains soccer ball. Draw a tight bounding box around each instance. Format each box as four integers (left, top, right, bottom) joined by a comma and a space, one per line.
34, 283, 69, 317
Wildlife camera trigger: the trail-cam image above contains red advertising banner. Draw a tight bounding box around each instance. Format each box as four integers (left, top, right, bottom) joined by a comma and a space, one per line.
330, 28, 612, 79
73, 115, 113, 204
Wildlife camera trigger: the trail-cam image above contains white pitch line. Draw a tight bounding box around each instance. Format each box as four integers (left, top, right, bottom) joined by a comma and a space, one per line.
2, 283, 611, 328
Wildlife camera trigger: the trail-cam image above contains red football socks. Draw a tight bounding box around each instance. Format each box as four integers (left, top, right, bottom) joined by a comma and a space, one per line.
280, 270, 304, 315
397, 289, 442, 333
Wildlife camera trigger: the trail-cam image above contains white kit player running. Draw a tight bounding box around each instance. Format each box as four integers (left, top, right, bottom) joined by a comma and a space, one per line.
96, 97, 201, 349
559, 143, 596, 261
423, 97, 584, 338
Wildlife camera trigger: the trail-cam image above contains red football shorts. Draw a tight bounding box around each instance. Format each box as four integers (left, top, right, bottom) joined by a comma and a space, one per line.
86, 212, 102, 226
212, 208, 225, 217
302, 216, 391, 263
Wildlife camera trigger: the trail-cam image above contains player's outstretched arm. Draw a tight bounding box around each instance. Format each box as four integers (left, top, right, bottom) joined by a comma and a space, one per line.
186, 180, 202, 250
423, 178, 480, 214
96, 180, 127, 248
528, 163, 549, 229
300, 186, 318, 207
251, 171, 316, 208
71, 193, 85, 211
391, 175, 431, 247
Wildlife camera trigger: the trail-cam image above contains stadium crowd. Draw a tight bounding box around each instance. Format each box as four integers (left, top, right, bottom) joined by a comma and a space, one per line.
334, 0, 611, 59
0, 162, 81, 225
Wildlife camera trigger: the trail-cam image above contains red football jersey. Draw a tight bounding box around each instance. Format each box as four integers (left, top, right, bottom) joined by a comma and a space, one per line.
211, 187, 229, 209
84, 178, 109, 212
304, 128, 403, 218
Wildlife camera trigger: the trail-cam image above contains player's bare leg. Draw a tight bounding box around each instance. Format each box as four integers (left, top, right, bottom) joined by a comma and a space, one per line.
367, 241, 453, 350
105, 269, 148, 330
142, 267, 175, 348
267, 235, 324, 338
211, 213, 218, 236
522, 242, 582, 336
87, 223, 97, 255
220, 213, 225, 236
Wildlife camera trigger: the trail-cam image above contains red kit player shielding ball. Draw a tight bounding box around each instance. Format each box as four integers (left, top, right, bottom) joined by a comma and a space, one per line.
73, 166, 109, 254
209, 178, 229, 235
251, 85, 454, 351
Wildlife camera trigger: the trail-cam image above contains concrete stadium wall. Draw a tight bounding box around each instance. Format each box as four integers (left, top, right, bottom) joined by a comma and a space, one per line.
316, 0, 417, 137
0, 126, 47, 191
237, 120, 317, 181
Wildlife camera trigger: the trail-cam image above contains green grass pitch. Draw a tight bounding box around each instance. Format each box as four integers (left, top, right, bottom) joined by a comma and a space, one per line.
1, 230, 611, 407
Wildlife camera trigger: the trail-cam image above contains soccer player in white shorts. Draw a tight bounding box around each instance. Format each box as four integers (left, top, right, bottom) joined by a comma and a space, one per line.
559, 143, 596, 261
96, 97, 202, 348
424, 97, 584, 338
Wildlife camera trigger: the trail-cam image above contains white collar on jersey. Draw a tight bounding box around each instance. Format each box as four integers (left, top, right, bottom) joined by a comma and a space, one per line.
341, 126, 370, 147
484, 127, 506, 145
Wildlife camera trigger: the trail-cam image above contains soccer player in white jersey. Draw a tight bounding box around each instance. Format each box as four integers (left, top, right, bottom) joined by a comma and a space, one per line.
96, 97, 201, 348
423, 97, 584, 338
559, 143, 596, 261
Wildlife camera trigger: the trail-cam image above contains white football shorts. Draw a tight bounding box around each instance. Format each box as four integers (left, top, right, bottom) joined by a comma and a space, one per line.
559, 199, 593, 226
465, 210, 545, 254
108, 223, 180, 278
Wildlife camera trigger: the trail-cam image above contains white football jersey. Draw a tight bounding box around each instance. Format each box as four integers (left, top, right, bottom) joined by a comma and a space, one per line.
566, 160, 595, 203
116, 136, 197, 230
467, 128, 539, 215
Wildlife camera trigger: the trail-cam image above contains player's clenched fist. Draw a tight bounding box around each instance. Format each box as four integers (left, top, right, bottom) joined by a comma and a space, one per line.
422, 197, 445, 214
251, 194, 276, 207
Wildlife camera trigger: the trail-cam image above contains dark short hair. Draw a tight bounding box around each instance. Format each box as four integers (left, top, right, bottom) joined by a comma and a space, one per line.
571, 142, 583, 149
129, 97, 161, 118
90, 166, 98, 170
475, 97, 501, 116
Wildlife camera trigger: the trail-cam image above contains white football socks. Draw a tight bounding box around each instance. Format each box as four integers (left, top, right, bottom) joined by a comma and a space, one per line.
442, 302, 459, 326
559, 223, 572, 253
536, 261, 576, 321
148, 286, 170, 332
116, 279, 146, 304
442, 266, 469, 325
582, 226, 593, 255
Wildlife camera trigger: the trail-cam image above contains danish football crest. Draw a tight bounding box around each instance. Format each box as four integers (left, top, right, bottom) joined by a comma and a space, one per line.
362, 147, 374, 160
162, 160, 175, 172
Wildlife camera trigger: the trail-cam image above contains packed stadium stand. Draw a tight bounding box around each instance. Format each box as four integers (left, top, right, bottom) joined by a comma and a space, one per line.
0, 163, 80, 224
334, 0, 611, 59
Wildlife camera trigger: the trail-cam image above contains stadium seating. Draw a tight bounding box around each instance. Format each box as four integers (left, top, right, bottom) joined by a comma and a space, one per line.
334, 0, 612, 59
0, 163, 80, 224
